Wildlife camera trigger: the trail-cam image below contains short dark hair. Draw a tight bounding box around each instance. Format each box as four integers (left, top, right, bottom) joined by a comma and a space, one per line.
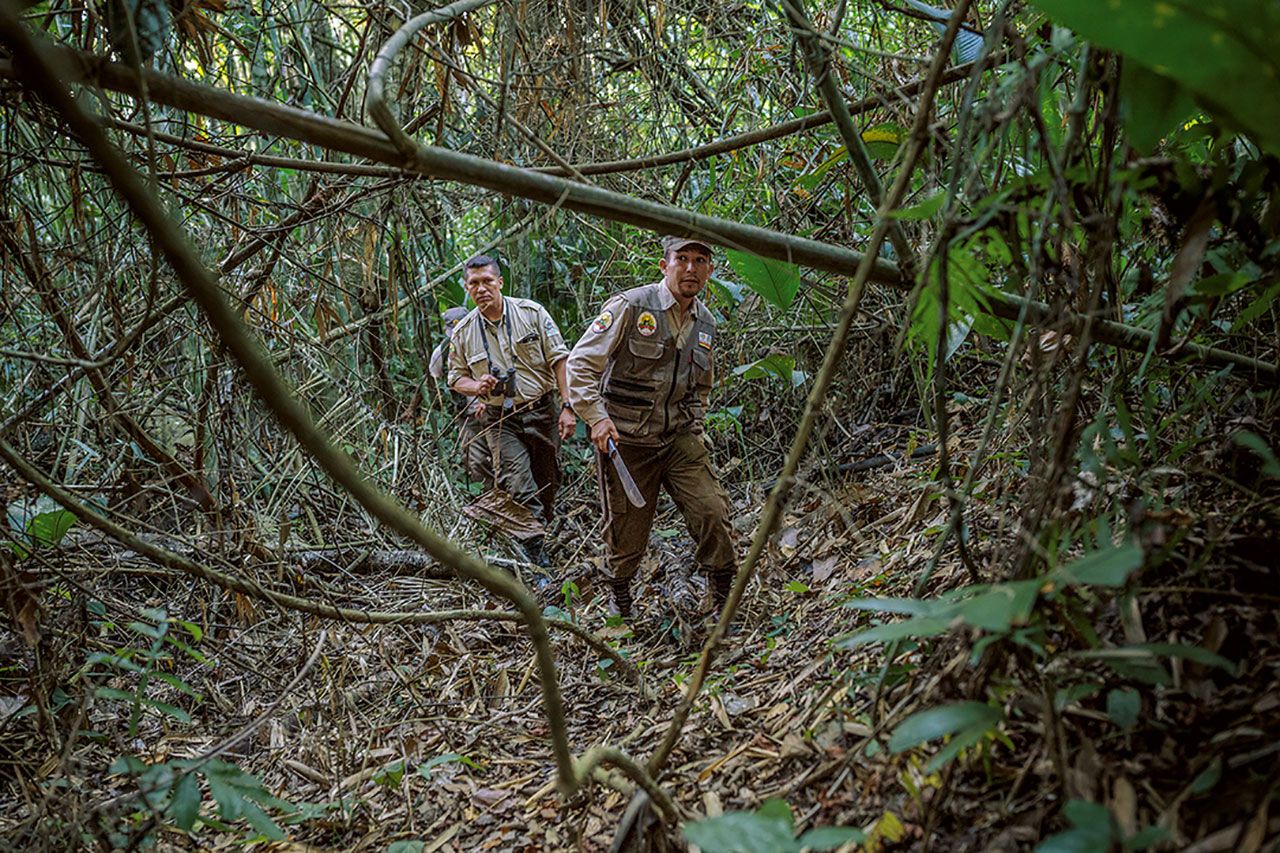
463, 254, 500, 280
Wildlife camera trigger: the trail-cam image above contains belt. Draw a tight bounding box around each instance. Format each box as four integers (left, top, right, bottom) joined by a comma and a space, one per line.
486, 391, 553, 414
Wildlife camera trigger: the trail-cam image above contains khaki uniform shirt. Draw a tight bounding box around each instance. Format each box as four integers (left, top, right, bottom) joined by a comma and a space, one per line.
448, 297, 569, 406
567, 281, 715, 441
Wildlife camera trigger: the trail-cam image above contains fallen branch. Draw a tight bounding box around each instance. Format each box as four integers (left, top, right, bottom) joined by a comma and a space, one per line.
0, 437, 642, 687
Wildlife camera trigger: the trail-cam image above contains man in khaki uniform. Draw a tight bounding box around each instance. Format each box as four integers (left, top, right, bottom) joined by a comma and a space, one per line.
566, 236, 736, 619
448, 255, 577, 566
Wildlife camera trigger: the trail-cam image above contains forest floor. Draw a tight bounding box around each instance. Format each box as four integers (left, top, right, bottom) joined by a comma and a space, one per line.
3, 413, 1278, 851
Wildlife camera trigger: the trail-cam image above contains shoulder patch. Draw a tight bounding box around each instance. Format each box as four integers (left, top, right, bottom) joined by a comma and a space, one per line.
636, 310, 658, 337
591, 310, 614, 334
698, 330, 713, 350
544, 316, 558, 335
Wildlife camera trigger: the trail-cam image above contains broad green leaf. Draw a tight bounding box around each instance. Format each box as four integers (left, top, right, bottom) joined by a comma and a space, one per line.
842, 597, 945, 617
888, 702, 1000, 753
171, 772, 202, 831
958, 581, 1041, 632
1191, 271, 1253, 298
861, 122, 906, 160
25, 509, 76, 547
834, 615, 953, 648
683, 810, 798, 853
239, 799, 286, 841
756, 798, 793, 829
733, 354, 806, 387
1029, 0, 1280, 153
1106, 688, 1140, 730
724, 250, 801, 310
795, 826, 866, 849
888, 191, 945, 220
387, 842, 425, 853
923, 722, 990, 774
1119, 63, 1196, 153
1053, 544, 1143, 587
1037, 801, 1114, 852
1232, 281, 1280, 330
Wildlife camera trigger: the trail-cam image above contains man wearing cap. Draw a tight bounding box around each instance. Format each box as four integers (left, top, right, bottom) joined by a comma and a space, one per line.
428, 305, 471, 382
565, 236, 737, 619
448, 254, 577, 567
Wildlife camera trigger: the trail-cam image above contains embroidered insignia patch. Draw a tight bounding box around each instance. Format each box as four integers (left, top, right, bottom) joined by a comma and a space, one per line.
544, 317, 557, 335
591, 310, 614, 333
636, 311, 658, 337
698, 331, 713, 350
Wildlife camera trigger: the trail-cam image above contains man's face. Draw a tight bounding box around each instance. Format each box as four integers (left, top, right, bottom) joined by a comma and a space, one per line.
660, 246, 714, 302
464, 265, 503, 312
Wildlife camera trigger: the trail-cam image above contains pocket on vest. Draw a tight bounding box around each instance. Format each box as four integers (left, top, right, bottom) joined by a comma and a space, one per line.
605, 396, 652, 432
627, 337, 665, 360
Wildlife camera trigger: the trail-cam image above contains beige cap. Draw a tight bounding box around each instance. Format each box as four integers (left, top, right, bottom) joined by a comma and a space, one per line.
661, 235, 714, 255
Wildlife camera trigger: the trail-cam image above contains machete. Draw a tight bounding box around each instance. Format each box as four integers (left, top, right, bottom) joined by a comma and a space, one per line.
606, 438, 646, 508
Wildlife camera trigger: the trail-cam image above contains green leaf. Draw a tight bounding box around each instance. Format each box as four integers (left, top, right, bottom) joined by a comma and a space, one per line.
756, 798, 793, 829
417, 753, 476, 776
957, 582, 1041, 632
1120, 63, 1196, 153
373, 760, 406, 787
1053, 543, 1143, 587
1232, 431, 1280, 478
1037, 801, 1114, 852
861, 122, 907, 160
834, 615, 953, 648
1072, 643, 1236, 676
842, 597, 944, 617
171, 772, 201, 832
724, 250, 801, 310
239, 799, 286, 841
1029, 0, 1280, 153
795, 826, 866, 849
683, 809, 798, 853
387, 842, 425, 853
1232, 281, 1280, 330
888, 702, 1000, 753
922, 722, 990, 773
1124, 825, 1171, 850
1191, 271, 1253, 298
1189, 757, 1222, 794
25, 509, 76, 547
888, 191, 945, 220
1106, 688, 1141, 730
733, 354, 807, 387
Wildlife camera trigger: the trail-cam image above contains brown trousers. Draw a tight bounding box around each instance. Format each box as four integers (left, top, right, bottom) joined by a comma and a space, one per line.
463, 394, 559, 526
599, 431, 735, 581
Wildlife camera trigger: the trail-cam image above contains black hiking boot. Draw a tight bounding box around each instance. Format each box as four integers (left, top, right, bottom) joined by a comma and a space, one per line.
520, 535, 552, 569
709, 570, 734, 613
609, 578, 634, 619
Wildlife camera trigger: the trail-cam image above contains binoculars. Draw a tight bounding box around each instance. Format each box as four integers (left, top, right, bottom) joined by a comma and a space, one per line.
490, 365, 518, 410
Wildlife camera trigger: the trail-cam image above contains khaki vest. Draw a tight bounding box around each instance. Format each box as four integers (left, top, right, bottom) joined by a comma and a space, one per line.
602, 285, 715, 443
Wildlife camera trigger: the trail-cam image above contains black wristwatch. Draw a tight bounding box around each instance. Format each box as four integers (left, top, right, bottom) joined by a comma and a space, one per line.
562, 401, 574, 412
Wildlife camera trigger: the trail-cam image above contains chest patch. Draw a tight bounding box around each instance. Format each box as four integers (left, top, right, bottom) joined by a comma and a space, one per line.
636, 311, 658, 337
698, 330, 713, 350
591, 310, 614, 334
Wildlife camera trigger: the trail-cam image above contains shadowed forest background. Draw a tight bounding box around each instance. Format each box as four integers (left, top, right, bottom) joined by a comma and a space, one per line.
1, 0, 1278, 849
